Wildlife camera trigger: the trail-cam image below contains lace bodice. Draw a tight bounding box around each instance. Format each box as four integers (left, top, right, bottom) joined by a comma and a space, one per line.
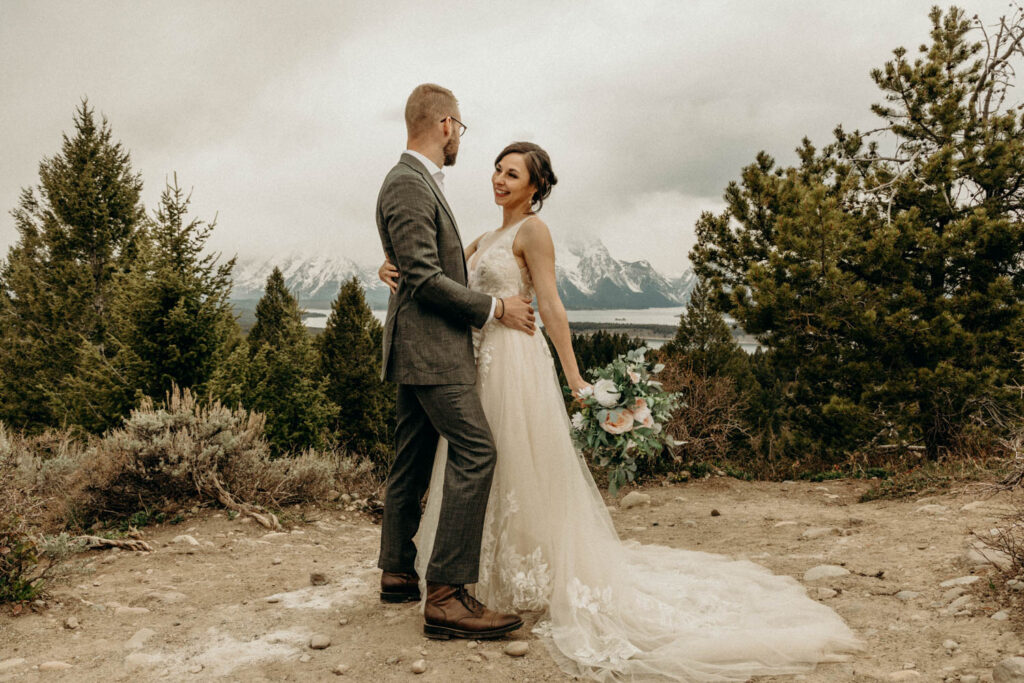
467, 218, 535, 301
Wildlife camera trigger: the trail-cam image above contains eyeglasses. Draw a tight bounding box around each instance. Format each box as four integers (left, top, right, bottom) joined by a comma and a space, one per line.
441, 115, 467, 137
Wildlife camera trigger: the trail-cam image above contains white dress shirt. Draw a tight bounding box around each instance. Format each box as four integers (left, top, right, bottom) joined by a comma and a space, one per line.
402, 149, 497, 323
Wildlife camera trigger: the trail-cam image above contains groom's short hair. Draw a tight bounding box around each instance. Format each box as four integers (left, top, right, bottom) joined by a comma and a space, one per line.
405, 84, 458, 137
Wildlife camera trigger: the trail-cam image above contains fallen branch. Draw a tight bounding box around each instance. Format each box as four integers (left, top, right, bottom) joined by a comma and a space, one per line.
210, 475, 282, 530
76, 535, 153, 552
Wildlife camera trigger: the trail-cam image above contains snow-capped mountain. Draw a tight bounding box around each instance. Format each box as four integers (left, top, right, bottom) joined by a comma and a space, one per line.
230, 240, 694, 310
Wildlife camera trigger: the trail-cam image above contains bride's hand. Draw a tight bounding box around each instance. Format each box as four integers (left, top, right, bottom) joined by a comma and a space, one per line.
569, 375, 592, 400
379, 256, 399, 294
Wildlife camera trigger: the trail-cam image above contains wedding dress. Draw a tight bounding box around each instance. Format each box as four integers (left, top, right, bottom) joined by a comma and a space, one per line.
413, 218, 862, 682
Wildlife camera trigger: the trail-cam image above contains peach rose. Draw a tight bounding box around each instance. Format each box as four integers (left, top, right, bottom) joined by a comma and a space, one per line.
628, 370, 640, 383
632, 398, 654, 428
599, 408, 634, 435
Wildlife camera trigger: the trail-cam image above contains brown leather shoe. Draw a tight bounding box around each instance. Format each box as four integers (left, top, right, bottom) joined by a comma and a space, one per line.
423, 582, 523, 640
380, 570, 421, 603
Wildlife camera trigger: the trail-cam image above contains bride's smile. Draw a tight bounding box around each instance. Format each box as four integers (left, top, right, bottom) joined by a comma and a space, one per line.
492, 154, 534, 209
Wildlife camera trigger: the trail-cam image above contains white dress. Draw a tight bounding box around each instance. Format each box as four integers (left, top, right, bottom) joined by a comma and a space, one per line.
413, 219, 863, 682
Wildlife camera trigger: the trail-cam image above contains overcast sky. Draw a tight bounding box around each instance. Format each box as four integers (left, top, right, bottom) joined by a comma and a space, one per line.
0, 1, 1015, 276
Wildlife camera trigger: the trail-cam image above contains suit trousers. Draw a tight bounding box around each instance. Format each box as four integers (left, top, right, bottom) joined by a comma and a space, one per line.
377, 382, 497, 585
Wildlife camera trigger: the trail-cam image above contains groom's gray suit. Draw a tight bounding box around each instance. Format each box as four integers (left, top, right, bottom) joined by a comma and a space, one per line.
376, 153, 497, 585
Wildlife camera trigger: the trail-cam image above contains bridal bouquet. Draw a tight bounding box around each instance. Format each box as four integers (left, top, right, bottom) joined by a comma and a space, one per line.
569, 347, 683, 496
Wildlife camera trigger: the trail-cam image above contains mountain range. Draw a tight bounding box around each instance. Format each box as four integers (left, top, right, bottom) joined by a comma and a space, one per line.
230, 239, 694, 310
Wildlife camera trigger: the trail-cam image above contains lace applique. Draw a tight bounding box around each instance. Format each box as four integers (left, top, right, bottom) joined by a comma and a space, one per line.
567, 577, 614, 616
473, 327, 496, 380
478, 488, 553, 612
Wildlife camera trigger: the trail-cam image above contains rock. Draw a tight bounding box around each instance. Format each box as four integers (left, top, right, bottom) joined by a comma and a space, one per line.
114, 606, 151, 617
338, 617, 349, 626
385, 656, 400, 665
266, 596, 281, 603
801, 527, 842, 539
945, 595, 973, 613
895, 591, 921, 601
943, 639, 960, 650
940, 576, 981, 588
332, 662, 349, 675
39, 661, 73, 671
310, 634, 331, 649
310, 572, 329, 586
710, 509, 721, 517
299, 654, 312, 663
124, 653, 163, 669
888, 672, 921, 681
0, 659, 27, 671
467, 654, 483, 663
961, 500, 989, 511
803, 565, 850, 582
683, 520, 698, 527
994, 656, 1024, 682
619, 492, 651, 509
942, 586, 967, 602
915, 504, 950, 514
992, 610, 1011, 621
960, 675, 979, 683
272, 557, 283, 565
964, 543, 1013, 571
409, 658, 427, 674
143, 591, 187, 604
64, 616, 79, 629
171, 534, 200, 546
815, 587, 838, 599
466, 641, 477, 649
504, 641, 529, 657
1008, 579, 1024, 591
125, 627, 156, 650
773, 521, 798, 527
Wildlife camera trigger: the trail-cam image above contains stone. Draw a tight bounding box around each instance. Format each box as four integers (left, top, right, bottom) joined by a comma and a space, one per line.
338, 617, 349, 625
310, 634, 331, 649
385, 656, 400, 665
992, 610, 1011, 621
64, 616, 79, 629
942, 587, 967, 602
940, 576, 981, 588
0, 659, 27, 672
683, 520, 698, 527
916, 504, 950, 514
815, 587, 838, 599
171, 534, 200, 546
114, 606, 151, 617
964, 543, 1013, 571
803, 565, 850, 582
39, 661, 73, 671
272, 557, 283, 565
310, 572, 329, 586
801, 527, 842, 539
266, 596, 281, 603
466, 641, 477, 649
895, 591, 921, 601
124, 653, 163, 669
411, 659, 427, 674
504, 641, 529, 657
299, 654, 312, 663
710, 509, 721, 517
947, 595, 973, 611
960, 675, 979, 683
619, 492, 651, 509
467, 654, 483, 663
143, 591, 187, 604
961, 500, 989, 511
1008, 579, 1024, 591
332, 663, 349, 675
943, 639, 960, 650
994, 656, 1024, 682
773, 521, 798, 527
888, 672, 921, 681
125, 627, 156, 650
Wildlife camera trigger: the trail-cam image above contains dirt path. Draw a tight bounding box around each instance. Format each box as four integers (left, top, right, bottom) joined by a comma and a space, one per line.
2, 478, 1022, 682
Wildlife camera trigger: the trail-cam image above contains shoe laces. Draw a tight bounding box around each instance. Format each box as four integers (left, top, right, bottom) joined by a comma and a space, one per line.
455, 586, 485, 615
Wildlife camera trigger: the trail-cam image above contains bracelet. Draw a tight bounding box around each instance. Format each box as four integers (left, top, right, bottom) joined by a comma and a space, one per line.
496, 298, 505, 320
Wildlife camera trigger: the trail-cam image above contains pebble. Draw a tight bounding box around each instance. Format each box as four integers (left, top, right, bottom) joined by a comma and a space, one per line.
338, 617, 349, 625
411, 659, 427, 674
992, 610, 1011, 621
272, 558, 283, 565
171, 534, 200, 546
960, 675, 979, 683
895, 591, 921, 601
683, 520, 698, 527
994, 656, 1024, 682
710, 509, 721, 517
124, 653, 163, 669
504, 641, 529, 657
332, 663, 349, 675
310, 572, 329, 586
943, 639, 960, 650
773, 521, 798, 527
266, 596, 281, 603
815, 587, 838, 599
39, 661, 73, 671
125, 627, 156, 650
114, 606, 151, 616
1007, 579, 1024, 591
964, 543, 1013, 571
942, 587, 967, 603
0, 659, 27, 671
915, 504, 950, 514
803, 565, 850, 582
467, 654, 483, 663
466, 641, 477, 649
961, 500, 989, 511
64, 616, 79, 630
940, 576, 981, 588
299, 654, 312, 663
801, 526, 842, 539
310, 634, 331, 649
619, 492, 651, 509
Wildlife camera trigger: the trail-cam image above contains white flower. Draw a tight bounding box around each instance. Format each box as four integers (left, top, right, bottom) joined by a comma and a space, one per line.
593, 379, 621, 408
571, 412, 585, 430
628, 370, 640, 383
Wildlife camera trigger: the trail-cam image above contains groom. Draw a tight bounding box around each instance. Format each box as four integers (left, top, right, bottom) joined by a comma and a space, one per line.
375, 83, 534, 640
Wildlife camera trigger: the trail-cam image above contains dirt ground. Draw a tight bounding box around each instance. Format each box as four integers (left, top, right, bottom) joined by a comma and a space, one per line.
2, 477, 1023, 682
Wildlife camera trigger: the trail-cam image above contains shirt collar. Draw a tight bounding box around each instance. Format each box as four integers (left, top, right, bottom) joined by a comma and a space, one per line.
403, 149, 443, 177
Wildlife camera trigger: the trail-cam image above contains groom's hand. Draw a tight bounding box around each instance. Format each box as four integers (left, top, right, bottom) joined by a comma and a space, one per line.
498, 296, 536, 335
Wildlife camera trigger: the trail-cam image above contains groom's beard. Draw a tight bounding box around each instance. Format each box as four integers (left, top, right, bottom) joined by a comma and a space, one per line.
443, 136, 458, 166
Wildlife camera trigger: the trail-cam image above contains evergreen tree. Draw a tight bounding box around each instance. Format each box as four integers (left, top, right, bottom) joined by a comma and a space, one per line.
0, 101, 144, 431
209, 267, 336, 454
317, 277, 395, 467
663, 279, 749, 379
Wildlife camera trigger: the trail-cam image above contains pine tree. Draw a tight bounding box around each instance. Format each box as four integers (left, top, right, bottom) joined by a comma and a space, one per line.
0, 101, 144, 431
317, 277, 394, 468
209, 267, 336, 454
663, 279, 748, 379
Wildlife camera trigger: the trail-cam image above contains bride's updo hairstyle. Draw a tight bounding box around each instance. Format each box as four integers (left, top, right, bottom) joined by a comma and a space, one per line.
495, 142, 558, 211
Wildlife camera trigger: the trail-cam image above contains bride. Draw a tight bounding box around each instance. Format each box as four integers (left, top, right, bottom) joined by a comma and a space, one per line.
379, 141, 862, 681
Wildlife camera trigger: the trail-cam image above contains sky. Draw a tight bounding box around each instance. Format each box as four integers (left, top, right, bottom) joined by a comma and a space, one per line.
0, 0, 1016, 277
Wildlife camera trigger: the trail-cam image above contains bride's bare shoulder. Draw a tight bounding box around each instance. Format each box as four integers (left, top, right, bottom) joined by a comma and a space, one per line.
518, 216, 553, 246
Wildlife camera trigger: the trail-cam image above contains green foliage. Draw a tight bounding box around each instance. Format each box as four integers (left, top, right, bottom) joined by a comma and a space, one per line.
0, 100, 144, 431
209, 268, 337, 454
690, 6, 1024, 466
317, 278, 395, 469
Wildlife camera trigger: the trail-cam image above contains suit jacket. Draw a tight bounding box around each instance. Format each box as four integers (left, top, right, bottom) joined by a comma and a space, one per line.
376, 153, 492, 385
